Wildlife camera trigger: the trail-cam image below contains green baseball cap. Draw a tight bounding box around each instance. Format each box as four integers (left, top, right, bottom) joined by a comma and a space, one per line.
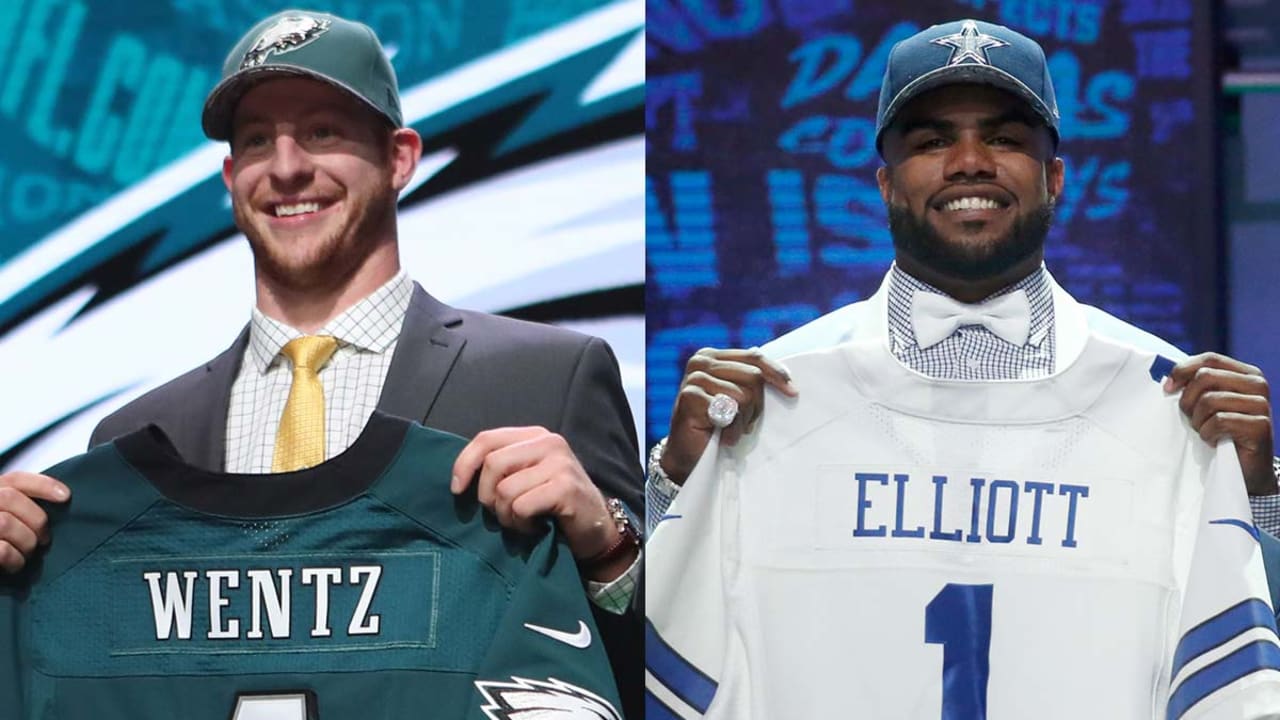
201, 9, 403, 141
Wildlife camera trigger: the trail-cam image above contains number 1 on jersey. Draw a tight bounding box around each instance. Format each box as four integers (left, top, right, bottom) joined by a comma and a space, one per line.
925, 583, 993, 720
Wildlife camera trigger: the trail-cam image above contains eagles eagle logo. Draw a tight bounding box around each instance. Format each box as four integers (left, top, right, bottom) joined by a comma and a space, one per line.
240, 15, 331, 69
475, 677, 622, 719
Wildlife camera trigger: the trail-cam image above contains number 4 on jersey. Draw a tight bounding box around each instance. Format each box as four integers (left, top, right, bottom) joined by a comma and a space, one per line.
925, 583, 993, 720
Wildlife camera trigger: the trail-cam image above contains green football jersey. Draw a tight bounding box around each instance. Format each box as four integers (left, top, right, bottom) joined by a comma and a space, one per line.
0, 412, 621, 719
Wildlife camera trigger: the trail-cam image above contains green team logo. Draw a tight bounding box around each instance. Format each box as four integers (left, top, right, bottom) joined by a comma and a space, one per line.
240, 15, 331, 69
475, 677, 621, 719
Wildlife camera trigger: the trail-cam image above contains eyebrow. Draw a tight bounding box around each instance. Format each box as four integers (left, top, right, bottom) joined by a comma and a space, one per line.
895, 109, 1040, 136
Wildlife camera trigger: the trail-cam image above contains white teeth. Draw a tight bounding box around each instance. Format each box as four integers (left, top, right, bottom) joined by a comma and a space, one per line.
943, 197, 1001, 211
275, 202, 320, 217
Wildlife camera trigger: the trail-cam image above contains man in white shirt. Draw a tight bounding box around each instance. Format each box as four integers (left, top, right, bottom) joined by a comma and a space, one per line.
647, 19, 1280, 549
645, 18, 1280, 718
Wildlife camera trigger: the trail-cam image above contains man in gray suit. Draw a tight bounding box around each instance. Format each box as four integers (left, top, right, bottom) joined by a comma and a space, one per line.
0, 9, 644, 717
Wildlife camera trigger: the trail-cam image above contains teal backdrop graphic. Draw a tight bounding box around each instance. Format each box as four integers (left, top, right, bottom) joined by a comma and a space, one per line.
0, 0, 644, 471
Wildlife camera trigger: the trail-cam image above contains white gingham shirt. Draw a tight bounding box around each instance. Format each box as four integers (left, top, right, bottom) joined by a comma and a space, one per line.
648, 266, 1280, 535
227, 271, 637, 612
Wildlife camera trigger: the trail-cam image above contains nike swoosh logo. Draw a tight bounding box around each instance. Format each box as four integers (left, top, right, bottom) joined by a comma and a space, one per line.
523, 620, 592, 649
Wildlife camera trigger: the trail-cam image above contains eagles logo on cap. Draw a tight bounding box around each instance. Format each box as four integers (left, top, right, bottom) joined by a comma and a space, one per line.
202, 10, 404, 141
240, 15, 331, 70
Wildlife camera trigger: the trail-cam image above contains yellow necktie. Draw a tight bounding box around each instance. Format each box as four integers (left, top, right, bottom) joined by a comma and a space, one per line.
272, 335, 339, 472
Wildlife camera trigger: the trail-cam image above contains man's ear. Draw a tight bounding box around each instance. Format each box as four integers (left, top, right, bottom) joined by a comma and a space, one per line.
388, 128, 423, 191
1046, 156, 1065, 201
876, 165, 892, 206
222, 154, 234, 192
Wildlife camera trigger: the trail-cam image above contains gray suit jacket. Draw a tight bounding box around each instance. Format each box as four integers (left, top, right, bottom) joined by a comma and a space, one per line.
91, 285, 642, 509
89, 284, 644, 717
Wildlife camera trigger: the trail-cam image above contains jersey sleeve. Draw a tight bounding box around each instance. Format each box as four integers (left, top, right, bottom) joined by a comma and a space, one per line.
1167, 440, 1280, 719
645, 435, 736, 719
468, 527, 624, 720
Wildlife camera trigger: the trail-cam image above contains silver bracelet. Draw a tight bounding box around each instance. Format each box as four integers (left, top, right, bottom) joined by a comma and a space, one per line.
647, 437, 672, 487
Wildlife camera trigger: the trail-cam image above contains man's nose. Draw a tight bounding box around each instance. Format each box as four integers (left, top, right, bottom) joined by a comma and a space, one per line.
267, 135, 313, 186
943, 134, 997, 180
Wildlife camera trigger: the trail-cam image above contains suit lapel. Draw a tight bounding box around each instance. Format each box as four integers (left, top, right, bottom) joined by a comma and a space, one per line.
377, 284, 465, 423
180, 328, 248, 471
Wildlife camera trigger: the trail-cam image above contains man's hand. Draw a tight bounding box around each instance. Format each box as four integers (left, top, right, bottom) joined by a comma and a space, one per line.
451, 427, 633, 581
1166, 352, 1276, 496
0, 471, 69, 573
661, 347, 798, 485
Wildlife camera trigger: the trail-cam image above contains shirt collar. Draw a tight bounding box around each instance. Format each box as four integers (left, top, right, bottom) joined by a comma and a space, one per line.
246, 270, 414, 373
886, 263, 1055, 350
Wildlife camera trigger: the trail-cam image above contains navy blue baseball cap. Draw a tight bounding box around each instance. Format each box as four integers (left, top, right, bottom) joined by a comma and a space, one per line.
875, 19, 1060, 155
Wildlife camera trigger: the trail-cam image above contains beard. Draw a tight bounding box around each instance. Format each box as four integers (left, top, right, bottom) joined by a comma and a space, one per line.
237, 180, 397, 294
888, 198, 1054, 281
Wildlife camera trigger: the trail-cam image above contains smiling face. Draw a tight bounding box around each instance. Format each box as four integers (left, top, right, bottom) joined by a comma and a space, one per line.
877, 84, 1065, 301
221, 77, 419, 298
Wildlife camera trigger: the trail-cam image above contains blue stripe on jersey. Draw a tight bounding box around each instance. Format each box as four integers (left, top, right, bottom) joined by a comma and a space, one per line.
656, 514, 684, 528
1209, 518, 1262, 542
645, 619, 718, 713
1167, 639, 1280, 720
646, 689, 684, 720
1149, 355, 1175, 382
1171, 599, 1278, 679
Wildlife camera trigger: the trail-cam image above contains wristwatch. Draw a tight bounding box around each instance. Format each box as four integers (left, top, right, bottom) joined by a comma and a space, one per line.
582, 497, 642, 568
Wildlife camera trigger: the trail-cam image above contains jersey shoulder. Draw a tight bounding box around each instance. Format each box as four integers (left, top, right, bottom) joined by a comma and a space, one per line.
1080, 303, 1188, 360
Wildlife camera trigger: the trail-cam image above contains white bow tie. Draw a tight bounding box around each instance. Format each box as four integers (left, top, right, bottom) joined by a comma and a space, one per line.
910, 289, 1032, 350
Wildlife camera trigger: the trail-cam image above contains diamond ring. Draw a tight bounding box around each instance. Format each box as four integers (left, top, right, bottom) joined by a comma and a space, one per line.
707, 393, 739, 429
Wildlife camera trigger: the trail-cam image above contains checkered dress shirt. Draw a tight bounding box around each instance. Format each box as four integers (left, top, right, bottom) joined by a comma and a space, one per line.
227, 271, 637, 612
1256, 463, 1280, 533
647, 266, 1280, 536
886, 265, 1055, 380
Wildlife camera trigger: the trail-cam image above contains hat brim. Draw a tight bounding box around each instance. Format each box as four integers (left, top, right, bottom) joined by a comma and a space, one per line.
201, 65, 398, 141
876, 64, 1059, 152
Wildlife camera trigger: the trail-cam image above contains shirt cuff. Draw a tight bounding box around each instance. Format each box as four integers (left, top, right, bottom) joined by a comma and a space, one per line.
586, 550, 641, 614
1251, 494, 1280, 537
647, 468, 682, 535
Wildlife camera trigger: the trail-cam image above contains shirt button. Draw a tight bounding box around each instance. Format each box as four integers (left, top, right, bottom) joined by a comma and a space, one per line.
965, 358, 981, 371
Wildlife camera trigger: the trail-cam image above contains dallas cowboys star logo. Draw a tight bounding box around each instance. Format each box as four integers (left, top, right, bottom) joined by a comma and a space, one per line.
931, 20, 1008, 66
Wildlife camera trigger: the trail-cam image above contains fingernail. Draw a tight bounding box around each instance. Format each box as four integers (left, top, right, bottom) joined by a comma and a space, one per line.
1162, 377, 1174, 393
449, 476, 462, 494
53, 484, 69, 501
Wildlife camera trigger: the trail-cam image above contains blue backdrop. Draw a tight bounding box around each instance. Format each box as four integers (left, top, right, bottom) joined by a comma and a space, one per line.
646, 0, 1219, 446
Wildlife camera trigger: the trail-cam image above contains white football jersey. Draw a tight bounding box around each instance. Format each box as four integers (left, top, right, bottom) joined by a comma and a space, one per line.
646, 336, 1280, 719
